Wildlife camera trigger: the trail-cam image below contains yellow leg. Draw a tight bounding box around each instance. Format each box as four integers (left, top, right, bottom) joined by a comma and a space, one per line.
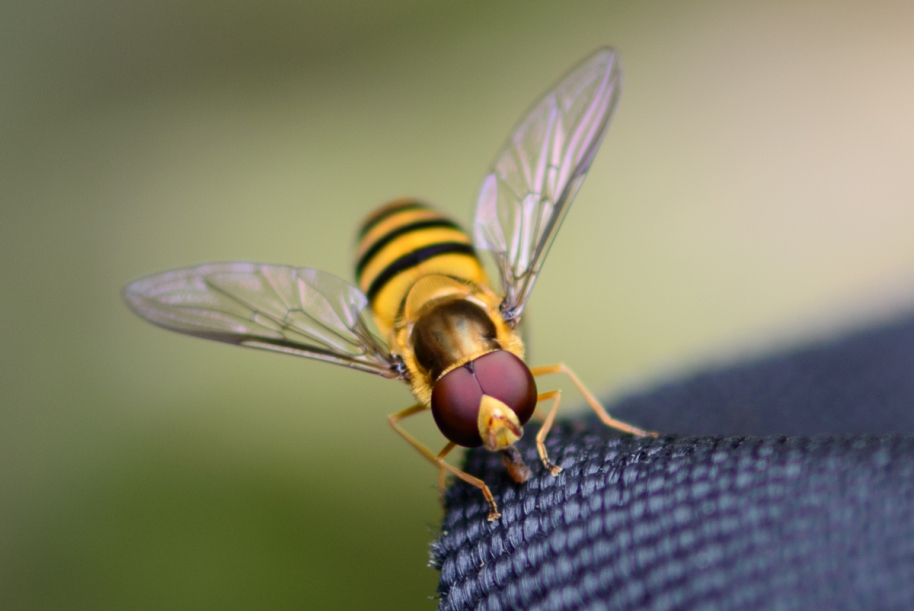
534, 390, 563, 476
529, 363, 658, 437
437, 442, 457, 502
388, 404, 502, 521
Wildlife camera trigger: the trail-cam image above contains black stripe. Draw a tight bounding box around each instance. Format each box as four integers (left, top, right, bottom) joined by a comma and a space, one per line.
358, 201, 429, 239
356, 218, 464, 277
366, 242, 477, 303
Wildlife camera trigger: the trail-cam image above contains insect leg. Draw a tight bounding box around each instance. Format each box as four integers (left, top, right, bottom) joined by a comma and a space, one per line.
388, 403, 444, 479
529, 364, 658, 437
436, 442, 457, 501
387, 405, 502, 521
533, 390, 563, 476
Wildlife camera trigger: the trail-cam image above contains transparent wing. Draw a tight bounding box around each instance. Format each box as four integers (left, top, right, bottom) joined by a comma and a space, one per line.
123, 262, 403, 379
473, 47, 623, 324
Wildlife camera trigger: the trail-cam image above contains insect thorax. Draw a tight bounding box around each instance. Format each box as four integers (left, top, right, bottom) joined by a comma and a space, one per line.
394, 275, 524, 406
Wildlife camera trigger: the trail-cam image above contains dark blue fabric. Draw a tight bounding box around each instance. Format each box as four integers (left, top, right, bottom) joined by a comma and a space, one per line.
611, 315, 914, 437
432, 312, 914, 610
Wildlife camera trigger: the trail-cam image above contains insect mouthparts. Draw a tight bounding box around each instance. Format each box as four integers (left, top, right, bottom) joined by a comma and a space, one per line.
500, 446, 531, 484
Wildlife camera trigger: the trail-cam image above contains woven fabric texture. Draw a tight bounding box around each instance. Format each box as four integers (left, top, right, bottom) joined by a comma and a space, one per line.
432, 313, 914, 611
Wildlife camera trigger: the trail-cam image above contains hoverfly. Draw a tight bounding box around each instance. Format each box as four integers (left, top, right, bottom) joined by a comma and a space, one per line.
124, 47, 655, 521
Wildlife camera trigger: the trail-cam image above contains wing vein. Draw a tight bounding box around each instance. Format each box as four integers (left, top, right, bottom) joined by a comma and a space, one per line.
473, 47, 622, 324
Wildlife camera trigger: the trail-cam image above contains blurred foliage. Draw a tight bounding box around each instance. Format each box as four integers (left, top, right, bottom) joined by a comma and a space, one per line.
2, 434, 439, 610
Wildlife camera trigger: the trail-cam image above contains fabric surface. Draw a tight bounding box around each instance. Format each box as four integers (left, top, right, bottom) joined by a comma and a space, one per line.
432, 313, 914, 610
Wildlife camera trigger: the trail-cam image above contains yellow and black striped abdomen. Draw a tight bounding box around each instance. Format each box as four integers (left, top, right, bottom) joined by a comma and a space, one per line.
355, 199, 487, 335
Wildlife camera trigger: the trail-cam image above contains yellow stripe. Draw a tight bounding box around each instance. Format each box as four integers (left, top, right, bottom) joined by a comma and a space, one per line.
358, 198, 424, 235
370, 253, 487, 333
356, 208, 442, 261
357, 227, 473, 295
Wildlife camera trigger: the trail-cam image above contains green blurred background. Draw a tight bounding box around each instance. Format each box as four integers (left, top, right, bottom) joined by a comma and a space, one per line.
2, 1, 914, 609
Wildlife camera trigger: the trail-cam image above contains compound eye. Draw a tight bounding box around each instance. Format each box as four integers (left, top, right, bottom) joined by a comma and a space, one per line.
472, 351, 538, 426
431, 365, 484, 447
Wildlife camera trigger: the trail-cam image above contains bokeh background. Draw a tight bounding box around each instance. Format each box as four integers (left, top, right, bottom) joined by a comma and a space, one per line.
3, 1, 914, 609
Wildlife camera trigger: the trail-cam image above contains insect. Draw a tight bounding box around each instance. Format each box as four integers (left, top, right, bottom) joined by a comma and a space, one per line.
124, 47, 655, 521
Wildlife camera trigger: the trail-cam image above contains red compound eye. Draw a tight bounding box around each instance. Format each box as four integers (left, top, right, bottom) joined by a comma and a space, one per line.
431, 351, 537, 448
473, 351, 537, 425
431, 365, 483, 447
